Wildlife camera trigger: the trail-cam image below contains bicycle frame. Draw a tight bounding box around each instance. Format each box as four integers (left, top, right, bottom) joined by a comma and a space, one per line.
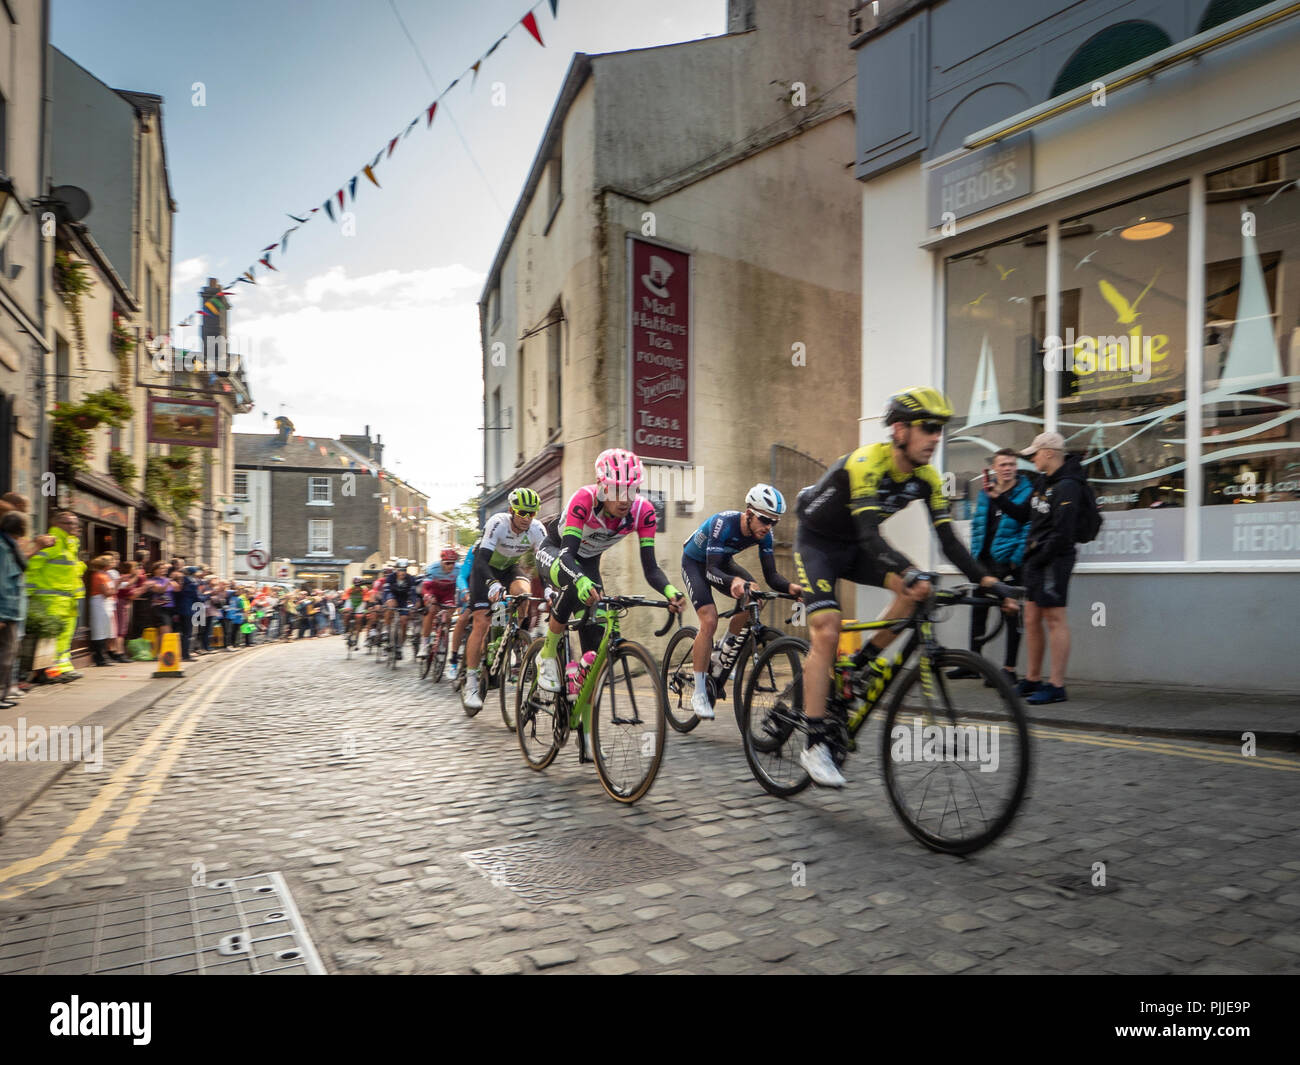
555, 603, 623, 737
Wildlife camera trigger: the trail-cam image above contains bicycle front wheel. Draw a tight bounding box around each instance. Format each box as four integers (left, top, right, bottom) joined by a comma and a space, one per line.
879, 648, 1031, 855
590, 641, 666, 804
660, 626, 701, 733
498, 631, 529, 732
516, 639, 562, 770
430, 622, 449, 683
739, 636, 812, 798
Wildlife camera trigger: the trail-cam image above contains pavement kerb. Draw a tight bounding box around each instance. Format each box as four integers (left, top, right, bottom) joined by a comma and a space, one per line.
1022, 714, 1300, 753
0, 649, 244, 837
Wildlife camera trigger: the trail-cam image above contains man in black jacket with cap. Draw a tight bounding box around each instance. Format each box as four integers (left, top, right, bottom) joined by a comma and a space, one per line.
986, 431, 1086, 705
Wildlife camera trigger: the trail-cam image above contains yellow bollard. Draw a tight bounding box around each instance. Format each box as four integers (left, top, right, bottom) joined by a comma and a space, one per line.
153, 631, 186, 678
837, 621, 862, 659
142, 626, 159, 657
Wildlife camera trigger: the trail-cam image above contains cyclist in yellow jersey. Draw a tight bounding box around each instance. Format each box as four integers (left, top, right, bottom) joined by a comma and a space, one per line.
792, 386, 1019, 787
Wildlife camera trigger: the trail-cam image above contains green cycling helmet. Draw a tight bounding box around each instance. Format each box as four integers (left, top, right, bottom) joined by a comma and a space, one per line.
508, 487, 541, 514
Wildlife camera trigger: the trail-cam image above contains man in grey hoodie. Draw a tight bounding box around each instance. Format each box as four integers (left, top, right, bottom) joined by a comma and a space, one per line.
986, 431, 1087, 705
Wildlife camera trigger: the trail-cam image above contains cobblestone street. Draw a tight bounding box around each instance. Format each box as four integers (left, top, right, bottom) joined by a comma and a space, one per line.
1, 638, 1298, 975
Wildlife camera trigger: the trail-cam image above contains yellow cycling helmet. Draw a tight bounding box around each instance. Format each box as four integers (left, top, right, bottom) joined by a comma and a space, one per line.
884, 386, 954, 425
508, 487, 541, 514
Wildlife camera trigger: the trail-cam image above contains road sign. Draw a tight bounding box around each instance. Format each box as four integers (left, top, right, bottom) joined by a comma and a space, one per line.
275, 564, 291, 579
247, 549, 269, 570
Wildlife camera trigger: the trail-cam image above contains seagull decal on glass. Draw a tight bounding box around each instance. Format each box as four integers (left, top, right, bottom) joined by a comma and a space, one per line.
1076, 250, 1098, 269
1097, 225, 1124, 239
1008, 296, 1029, 304
967, 292, 990, 307
995, 264, 1016, 281
1099, 268, 1162, 326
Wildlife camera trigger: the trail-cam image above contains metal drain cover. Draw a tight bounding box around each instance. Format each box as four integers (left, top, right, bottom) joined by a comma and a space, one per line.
463, 827, 697, 904
0, 872, 324, 975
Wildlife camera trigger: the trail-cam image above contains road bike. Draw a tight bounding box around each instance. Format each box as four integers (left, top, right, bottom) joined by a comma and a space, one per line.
515, 596, 674, 804
738, 580, 1031, 854
344, 614, 359, 659
661, 589, 800, 734
460, 594, 540, 730
420, 606, 455, 682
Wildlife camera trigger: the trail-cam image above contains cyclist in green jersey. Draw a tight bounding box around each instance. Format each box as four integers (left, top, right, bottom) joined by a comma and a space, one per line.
793, 386, 1019, 787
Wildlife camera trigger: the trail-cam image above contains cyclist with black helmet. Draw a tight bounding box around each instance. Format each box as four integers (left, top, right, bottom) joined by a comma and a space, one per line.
793, 386, 1018, 787
463, 488, 547, 711
680, 484, 802, 720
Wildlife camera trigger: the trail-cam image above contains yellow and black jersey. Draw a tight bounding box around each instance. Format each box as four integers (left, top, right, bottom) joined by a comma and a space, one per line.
796, 441, 984, 583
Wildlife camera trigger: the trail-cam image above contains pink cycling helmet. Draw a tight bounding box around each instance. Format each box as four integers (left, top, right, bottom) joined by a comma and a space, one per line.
594, 448, 644, 499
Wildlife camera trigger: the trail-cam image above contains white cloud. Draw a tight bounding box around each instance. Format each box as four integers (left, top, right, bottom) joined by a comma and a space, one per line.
174, 256, 207, 286
230, 263, 486, 513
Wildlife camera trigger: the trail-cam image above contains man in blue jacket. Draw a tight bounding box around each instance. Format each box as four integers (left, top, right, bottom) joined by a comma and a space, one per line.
950, 448, 1032, 685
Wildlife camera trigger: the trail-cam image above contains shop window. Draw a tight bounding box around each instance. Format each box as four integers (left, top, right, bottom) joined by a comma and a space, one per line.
1049, 22, 1173, 99
308, 476, 331, 504
308, 519, 332, 555
1058, 185, 1189, 562
943, 228, 1047, 521
1197, 0, 1273, 34
1200, 146, 1300, 560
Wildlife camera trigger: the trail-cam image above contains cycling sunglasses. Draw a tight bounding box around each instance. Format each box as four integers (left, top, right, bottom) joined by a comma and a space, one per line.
749, 510, 779, 527
911, 420, 948, 434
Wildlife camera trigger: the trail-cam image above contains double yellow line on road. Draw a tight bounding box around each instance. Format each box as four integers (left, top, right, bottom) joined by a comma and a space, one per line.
1032, 724, 1300, 771
0, 650, 267, 901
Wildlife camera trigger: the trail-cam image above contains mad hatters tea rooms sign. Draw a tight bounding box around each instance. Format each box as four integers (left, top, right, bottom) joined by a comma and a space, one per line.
628, 237, 690, 463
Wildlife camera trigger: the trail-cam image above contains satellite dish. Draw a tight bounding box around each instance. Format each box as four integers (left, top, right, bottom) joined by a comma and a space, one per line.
49, 185, 92, 223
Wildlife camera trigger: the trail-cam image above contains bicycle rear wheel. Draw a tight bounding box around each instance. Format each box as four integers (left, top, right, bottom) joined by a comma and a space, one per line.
739, 636, 812, 798
590, 641, 666, 804
880, 648, 1031, 855
498, 631, 529, 732
660, 626, 702, 733
430, 621, 449, 682
732, 627, 780, 737
516, 639, 562, 770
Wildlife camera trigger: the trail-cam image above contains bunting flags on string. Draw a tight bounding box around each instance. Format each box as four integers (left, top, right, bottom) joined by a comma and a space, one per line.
169, 2, 561, 333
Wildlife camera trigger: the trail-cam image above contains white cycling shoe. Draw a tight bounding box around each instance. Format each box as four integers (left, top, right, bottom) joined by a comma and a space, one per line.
800, 743, 846, 788
447, 661, 459, 681
538, 655, 562, 693
463, 676, 484, 710
691, 689, 715, 720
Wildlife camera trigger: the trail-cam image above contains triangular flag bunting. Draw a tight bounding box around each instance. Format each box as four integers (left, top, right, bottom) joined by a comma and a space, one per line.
349, 175, 358, 201
363, 164, 381, 188
521, 11, 543, 46
486, 34, 506, 56
261, 242, 278, 252
388, 136, 400, 158
323, 198, 335, 221
471, 60, 481, 84
259, 256, 277, 271
404, 116, 418, 137
336, 189, 345, 210
370, 149, 383, 168
288, 213, 309, 223
549, 0, 558, 16
310, 206, 320, 213
426, 101, 438, 127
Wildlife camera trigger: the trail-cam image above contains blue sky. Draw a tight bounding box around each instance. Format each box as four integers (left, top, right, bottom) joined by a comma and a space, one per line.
52, 0, 726, 510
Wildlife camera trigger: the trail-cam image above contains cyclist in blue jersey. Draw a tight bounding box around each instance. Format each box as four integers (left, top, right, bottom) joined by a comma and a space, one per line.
448, 542, 476, 682
681, 484, 800, 719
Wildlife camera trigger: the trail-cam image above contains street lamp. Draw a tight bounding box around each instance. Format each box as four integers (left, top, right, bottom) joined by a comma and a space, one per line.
0, 176, 29, 256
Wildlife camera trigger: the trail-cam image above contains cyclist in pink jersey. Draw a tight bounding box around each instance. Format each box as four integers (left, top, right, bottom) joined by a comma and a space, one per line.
534, 448, 684, 693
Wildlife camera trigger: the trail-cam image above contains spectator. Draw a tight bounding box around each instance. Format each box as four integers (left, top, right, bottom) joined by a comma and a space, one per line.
176, 566, 202, 662
114, 560, 139, 658
949, 448, 1033, 686
87, 555, 118, 667
0, 510, 29, 707
26, 510, 87, 683
987, 431, 1087, 705
135, 560, 179, 648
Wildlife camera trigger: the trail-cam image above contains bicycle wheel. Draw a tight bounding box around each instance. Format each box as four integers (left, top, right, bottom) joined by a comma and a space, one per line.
430, 621, 450, 683
420, 627, 435, 679
498, 630, 529, 732
739, 636, 812, 798
879, 648, 1031, 855
516, 639, 562, 770
590, 641, 666, 804
732, 626, 781, 736
387, 620, 399, 669
660, 626, 702, 734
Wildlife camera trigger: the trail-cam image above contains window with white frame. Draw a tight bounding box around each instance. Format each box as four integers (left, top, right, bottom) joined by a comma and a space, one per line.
308, 519, 332, 555
308, 476, 332, 504
233, 470, 248, 502
235, 530, 250, 552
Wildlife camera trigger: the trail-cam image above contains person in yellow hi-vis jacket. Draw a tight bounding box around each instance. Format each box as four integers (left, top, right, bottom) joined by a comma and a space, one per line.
25, 510, 87, 682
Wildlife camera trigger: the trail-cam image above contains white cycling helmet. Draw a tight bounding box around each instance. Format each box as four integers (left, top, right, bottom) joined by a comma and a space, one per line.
745, 484, 786, 516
